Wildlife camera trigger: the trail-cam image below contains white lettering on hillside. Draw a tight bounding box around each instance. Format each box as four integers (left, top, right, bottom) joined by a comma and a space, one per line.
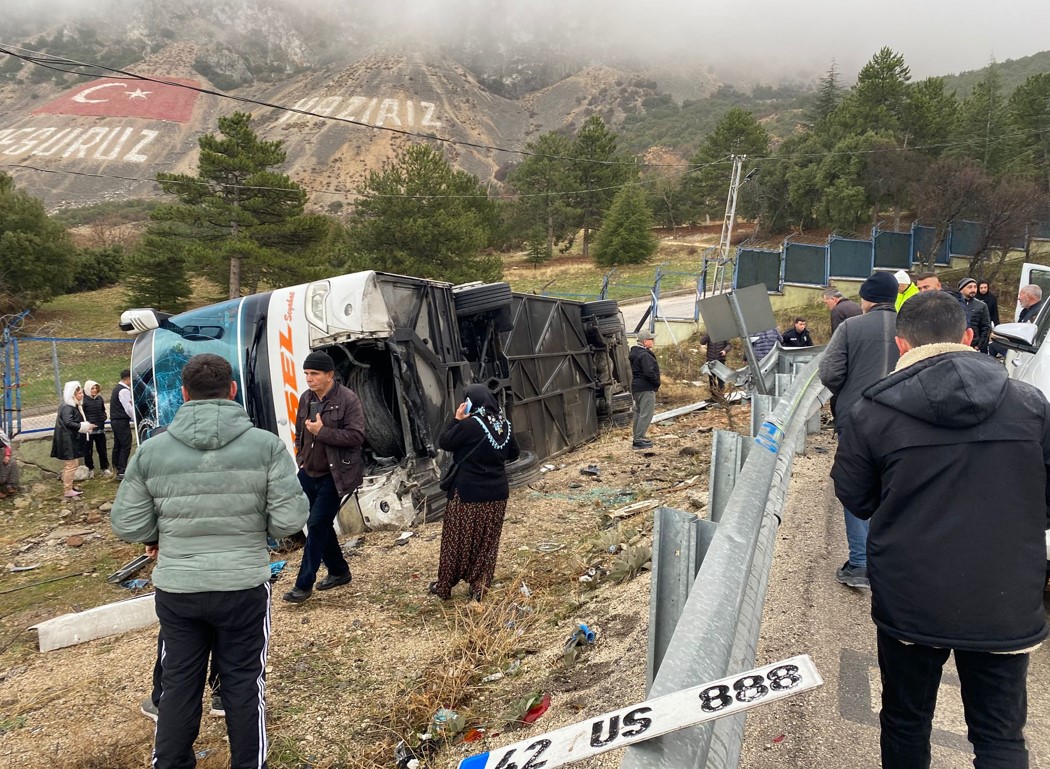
0, 124, 163, 163
274, 95, 443, 129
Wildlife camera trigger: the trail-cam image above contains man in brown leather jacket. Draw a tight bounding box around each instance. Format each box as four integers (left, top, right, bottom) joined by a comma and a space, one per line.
283, 350, 366, 603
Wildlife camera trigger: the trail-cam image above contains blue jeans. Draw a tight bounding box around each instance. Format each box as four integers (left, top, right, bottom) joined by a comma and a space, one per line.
294, 471, 349, 591
844, 508, 869, 568
878, 629, 1029, 769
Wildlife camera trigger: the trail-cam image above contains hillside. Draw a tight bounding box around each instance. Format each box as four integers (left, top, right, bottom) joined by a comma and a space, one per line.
935, 49, 1050, 98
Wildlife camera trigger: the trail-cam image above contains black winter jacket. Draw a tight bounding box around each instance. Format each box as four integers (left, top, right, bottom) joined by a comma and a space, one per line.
958, 296, 992, 350
818, 304, 899, 432
439, 416, 520, 503
82, 394, 107, 434
295, 384, 365, 497
51, 404, 88, 461
830, 299, 862, 333
781, 328, 814, 348
832, 349, 1050, 652
629, 345, 661, 393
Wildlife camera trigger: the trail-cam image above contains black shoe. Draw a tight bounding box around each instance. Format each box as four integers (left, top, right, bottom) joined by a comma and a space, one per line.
632, 440, 653, 450
282, 587, 312, 603
316, 572, 352, 591
835, 561, 870, 589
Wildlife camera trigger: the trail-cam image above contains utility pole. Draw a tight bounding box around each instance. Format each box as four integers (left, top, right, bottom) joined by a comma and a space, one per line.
711, 156, 757, 295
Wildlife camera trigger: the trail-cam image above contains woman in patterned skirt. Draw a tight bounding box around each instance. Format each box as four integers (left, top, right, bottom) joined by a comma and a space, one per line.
430, 384, 520, 601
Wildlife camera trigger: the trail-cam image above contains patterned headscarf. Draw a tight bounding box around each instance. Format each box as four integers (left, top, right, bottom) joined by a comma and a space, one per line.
463, 383, 512, 449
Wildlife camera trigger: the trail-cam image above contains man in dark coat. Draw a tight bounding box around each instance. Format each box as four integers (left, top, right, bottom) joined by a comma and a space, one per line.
698, 331, 731, 395
831, 290, 1050, 769
1019, 284, 1044, 323
283, 350, 366, 603
781, 317, 814, 347
822, 288, 861, 334
629, 330, 660, 449
818, 271, 900, 589
110, 369, 134, 480
957, 277, 992, 352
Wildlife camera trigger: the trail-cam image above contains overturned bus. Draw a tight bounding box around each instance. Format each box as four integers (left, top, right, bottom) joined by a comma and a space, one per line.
119, 271, 633, 531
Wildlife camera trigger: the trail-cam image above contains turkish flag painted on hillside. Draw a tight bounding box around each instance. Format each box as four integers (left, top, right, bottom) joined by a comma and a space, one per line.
33, 77, 201, 122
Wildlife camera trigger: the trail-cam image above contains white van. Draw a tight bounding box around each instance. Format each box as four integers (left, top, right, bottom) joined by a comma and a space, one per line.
989, 261, 1050, 562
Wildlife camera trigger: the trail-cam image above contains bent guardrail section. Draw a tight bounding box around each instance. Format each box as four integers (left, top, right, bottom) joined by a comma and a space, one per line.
622, 350, 828, 769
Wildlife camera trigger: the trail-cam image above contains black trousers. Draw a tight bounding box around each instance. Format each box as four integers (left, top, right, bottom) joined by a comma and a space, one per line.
111, 419, 132, 474
83, 432, 109, 470
152, 630, 220, 707
154, 585, 271, 769
877, 629, 1030, 769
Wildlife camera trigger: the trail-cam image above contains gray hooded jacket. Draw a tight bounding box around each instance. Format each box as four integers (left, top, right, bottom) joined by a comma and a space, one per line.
111, 398, 308, 593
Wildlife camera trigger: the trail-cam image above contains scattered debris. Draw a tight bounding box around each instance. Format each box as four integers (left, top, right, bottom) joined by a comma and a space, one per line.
394, 531, 415, 546
481, 671, 504, 683
578, 565, 608, 585
534, 542, 565, 553
520, 693, 551, 724
119, 578, 150, 590
608, 499, 659, 520
7, 563, 40, 573
539, 463, 557, 473
106, 554, 151, 584
394, 737, 436, 769
579, 464, 600, 477
342, 536, 363, 555
431, 708, 465, 736
269, 561, 287, 583
772, 734, 786, 744
519, 581, 532, 598
462, 727, 487, 743
563, 623, 597, 665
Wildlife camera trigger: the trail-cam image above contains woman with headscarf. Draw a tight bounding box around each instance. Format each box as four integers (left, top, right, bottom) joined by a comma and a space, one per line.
81, 380, 111, 478
431, 384, 520, 601
50, 381, 95, 498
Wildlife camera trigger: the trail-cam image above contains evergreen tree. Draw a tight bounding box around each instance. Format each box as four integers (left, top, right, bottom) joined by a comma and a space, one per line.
124, 230, 193, 312
682, 107, 770, 222
506, 131, 580, 256
345, 143, 501, 284
150, 111, 326, 298
807, 61, 841, 127
835, 47, 912, 139
903, 77, 958, 153
593, 184, 658, 267
954, 64, 1016, 175
1009, 73, 1050, 192
571, 116, 637, 259
0, 172, 75, 312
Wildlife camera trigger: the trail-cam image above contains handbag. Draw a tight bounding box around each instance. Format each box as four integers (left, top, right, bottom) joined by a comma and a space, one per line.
438, 436, 486, 492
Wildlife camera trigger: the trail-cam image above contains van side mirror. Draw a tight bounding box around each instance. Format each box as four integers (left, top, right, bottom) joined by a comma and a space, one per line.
990, 322, 1039, 354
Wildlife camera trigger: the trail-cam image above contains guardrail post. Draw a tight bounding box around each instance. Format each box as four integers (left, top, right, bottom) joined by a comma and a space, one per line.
647, 507, 717, 689
707, 430, 751, 522
749, 394, 775, 439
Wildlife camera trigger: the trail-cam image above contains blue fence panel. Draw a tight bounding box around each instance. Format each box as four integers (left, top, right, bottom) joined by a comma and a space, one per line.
782, 242, 828, 286
949, 220, 983, 257
829, 237, 873, 279
734, 248, 781, 291
873, 229, 911, 270
911, 225, 950, 266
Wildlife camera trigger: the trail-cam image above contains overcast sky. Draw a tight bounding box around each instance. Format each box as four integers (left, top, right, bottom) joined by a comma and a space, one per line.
6, 0, 1050, 83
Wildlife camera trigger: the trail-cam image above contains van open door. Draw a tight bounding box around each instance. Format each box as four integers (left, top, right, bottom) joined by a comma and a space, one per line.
991, 262, 1050, 401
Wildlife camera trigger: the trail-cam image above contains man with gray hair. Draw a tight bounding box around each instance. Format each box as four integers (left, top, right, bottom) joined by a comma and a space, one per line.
822, 287, 862, 334
629, 330, 660, 449
832, 290, 1050, 768
1018, 284, 1044, 323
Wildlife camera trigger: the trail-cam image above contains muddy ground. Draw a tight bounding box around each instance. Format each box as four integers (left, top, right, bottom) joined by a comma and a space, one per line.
0, 396, 746, 769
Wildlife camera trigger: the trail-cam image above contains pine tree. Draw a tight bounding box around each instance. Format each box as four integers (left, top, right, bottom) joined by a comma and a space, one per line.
1009, 73, 1050, 192
808, 61, 841, 127
572, 116, 637, 259
124, 230, 193, 312
506, 131, 580, 256
593, 184, 658, 267
681, 108, 770, 222
953, 63, 1016, 175
345, 143, 501, 284
150, 112, 326, 298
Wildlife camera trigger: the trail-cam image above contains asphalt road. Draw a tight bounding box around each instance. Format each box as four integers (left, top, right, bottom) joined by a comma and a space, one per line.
618, 291, 698, 334
739, 429, 1050, 768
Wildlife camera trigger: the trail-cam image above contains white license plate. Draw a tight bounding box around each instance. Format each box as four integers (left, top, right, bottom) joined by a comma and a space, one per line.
458, 654, 823, 769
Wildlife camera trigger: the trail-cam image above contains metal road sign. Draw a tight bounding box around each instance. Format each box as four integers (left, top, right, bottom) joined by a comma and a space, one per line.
458, 655, 823, 769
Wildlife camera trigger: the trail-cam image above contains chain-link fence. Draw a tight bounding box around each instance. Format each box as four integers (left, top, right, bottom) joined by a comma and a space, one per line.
2, 330, 133, 436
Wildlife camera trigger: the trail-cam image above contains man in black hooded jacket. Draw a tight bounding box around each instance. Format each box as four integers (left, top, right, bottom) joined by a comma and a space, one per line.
832, 290, 1050, 769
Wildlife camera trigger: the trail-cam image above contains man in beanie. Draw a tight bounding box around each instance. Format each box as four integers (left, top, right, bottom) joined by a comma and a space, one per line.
893, 270, 917, 312
957, 277, 992, 352
629, 330, 661, 449
284, 349, 366, 603
818, 271, 900, 590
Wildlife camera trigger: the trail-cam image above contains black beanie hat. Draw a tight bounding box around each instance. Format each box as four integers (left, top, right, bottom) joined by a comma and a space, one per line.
303, 350, 335, 372
858, 272, 898, 305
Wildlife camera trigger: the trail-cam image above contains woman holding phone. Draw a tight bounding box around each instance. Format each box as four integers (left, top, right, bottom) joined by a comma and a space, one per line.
431, 384, 519, 601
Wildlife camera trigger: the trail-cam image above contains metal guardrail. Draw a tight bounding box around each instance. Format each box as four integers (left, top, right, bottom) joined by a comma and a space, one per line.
622, 347, 828, 769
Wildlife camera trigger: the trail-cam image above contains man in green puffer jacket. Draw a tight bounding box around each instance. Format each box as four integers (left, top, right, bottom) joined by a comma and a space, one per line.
112, 353, 307, 769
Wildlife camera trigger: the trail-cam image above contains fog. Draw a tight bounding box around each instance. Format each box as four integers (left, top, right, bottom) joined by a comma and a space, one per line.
5, 0, 1049, 83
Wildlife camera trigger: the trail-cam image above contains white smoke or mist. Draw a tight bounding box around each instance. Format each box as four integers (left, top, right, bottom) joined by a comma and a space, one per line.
3, 0, 1047, 84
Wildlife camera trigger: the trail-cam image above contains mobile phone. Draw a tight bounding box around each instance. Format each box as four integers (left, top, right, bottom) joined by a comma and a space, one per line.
308, 401, 322, 420
464, 397, 473, 415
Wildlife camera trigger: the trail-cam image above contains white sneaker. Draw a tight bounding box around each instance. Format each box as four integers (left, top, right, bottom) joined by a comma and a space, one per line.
87, 470, 95, 479
102, 469, 113, 478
